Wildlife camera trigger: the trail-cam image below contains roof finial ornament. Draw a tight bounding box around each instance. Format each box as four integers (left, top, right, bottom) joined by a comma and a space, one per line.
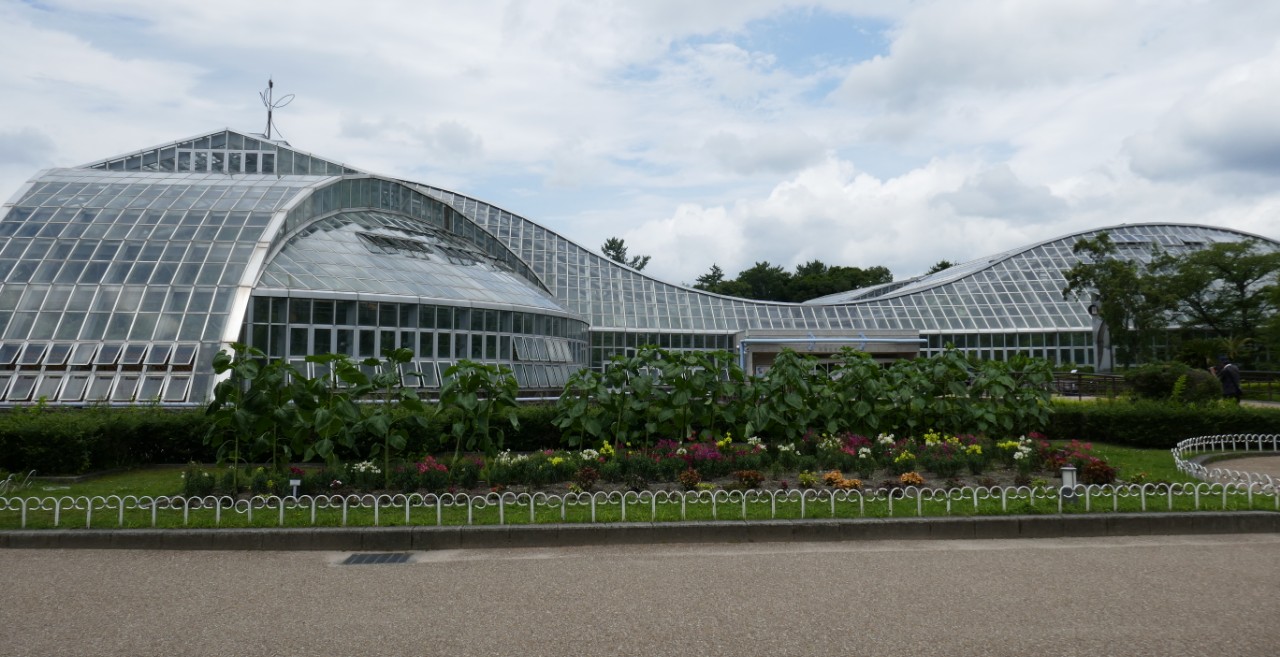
259, 77, 294, 140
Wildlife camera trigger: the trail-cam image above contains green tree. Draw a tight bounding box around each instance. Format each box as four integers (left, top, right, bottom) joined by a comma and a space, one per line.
926, 260, 956, 275
694, 264, 726, 292
734, 261, 791, 301
788, 261, 893, 302
1062, 233, 1165, 368
601, 237, 651, 271
1148, 240, 1280, 341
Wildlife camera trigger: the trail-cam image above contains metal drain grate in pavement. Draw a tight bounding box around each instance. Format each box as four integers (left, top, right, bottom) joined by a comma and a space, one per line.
341, 552, 412, 565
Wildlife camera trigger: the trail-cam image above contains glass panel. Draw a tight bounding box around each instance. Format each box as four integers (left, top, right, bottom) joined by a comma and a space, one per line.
121, 344, 147, 366
415, 361, 439, 388
112, 375, 140, 402
95, 343, 124, 365
36, 375, 63, 401
46, 343, 73, 366
163, 377, 191, 402
17, 343, 46, 365
171, 343, 197, 366
60, 374, 89, 401
0, 344, 20, 366
68, 343, 97, 366
137, 375, 165, 402
145, 344, 171, 366
8, 374, 38, 401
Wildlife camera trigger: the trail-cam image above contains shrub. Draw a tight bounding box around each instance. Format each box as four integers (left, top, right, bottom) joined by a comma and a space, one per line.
677, 468, 701, 491
733, 470, 764, 489
415, 455, 450, 492
574, 465, 600, 491
1045, 399, 1280, 448
899, 472, 925, 487
832, 476, 862, 491
181, 465, 216, 497
1080, 458, 1117, 486
1126, 361, 1193, 400
623, 472, 648, 492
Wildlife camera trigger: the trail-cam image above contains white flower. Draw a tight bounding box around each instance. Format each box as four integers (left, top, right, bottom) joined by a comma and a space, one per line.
676, 447, 687, 456
580, 449, 599, 460
746, 436, 762, 447
877, 433, 896, 446
1013, 451, 1026, 461
858, 447, 872, 458
777, 443, 797, 453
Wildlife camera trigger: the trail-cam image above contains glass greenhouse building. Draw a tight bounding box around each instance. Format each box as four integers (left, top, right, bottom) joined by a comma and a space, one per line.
0, 128, 1276, 406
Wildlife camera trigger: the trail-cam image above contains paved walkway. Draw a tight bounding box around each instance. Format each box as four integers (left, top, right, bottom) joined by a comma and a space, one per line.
1206, 455, 1280, 479
1, 534, 1276, 657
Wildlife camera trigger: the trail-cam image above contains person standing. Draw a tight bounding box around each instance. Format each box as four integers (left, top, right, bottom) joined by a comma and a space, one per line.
1211, 355, 1243, 403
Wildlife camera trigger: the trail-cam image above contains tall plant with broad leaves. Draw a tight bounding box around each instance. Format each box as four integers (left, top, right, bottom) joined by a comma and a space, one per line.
553, 368, 605, 448
591, 347, 662, 448
827, 348, 885, 434
880, 358, 929, 436
206, 343, 302, 485
743, 349, 824, 442
359, 348, 430, 488
918, 348, 975, 435
291, 352, 364, 467
999, 354, 1054, 434
438, 360, 519, 462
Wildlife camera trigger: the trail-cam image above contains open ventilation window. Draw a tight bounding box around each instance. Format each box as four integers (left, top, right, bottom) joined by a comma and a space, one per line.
0, 345, 20, 368
17, 344, 47, 367
68, 344, 97, 368
94, 343, 124, 367
45, 343, 73, 367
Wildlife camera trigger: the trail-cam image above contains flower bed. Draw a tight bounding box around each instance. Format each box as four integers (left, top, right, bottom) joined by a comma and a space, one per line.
180, 431, 1125, 499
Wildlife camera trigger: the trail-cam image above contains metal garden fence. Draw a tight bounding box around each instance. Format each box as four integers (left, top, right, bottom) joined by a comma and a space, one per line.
3, 481, 1275, 530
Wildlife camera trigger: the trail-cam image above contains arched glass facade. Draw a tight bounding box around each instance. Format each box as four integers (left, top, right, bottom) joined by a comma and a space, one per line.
0, 127, 1276, 406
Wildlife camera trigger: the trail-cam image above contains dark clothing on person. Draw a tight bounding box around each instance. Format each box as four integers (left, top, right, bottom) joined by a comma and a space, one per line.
1215, 359, 1242, 403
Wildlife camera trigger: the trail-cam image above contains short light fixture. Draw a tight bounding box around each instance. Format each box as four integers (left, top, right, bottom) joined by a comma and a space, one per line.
1060, 465, 1078, 503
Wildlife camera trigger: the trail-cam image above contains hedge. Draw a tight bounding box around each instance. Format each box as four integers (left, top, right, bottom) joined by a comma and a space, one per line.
1044, 400, 1280, 449
3, 400, 1278, 475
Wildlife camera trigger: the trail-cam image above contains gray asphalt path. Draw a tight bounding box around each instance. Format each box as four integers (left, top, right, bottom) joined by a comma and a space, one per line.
2, 535, 1278, 657
1208, 455, 1280, 478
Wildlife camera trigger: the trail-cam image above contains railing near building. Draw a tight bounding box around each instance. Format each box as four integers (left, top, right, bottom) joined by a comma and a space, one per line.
1051, 372, 1129, 399
1053, 370, 1280, 401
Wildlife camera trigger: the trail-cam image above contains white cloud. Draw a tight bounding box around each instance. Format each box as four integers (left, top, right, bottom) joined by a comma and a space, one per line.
935, 164, 1065, 221
1, 0, 1278, 291
703, 129, 824, 174
1126, 47, 1280, 185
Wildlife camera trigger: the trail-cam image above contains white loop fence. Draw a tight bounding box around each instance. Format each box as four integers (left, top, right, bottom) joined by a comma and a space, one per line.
2, 480, 1276, 530
1171, 433, 1280, 489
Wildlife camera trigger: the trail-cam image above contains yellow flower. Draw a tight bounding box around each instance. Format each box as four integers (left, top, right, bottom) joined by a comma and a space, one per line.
549, 457, 565, 466
965, 445, 982, 455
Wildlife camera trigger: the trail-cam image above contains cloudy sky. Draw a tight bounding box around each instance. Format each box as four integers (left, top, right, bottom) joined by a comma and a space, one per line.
2, 1, 1279, 286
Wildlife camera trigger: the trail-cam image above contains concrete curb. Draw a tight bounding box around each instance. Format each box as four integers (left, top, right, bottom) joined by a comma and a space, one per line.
2, 512, 1278, 551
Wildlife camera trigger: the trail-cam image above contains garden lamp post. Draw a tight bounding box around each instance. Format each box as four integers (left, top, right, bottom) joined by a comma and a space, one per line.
1060, 465, 1078, 504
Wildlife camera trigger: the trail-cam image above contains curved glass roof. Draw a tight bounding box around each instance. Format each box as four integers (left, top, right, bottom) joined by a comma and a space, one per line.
258, 209, 573, 314
0, 169, 323, 345
416, 185, 1280, 335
